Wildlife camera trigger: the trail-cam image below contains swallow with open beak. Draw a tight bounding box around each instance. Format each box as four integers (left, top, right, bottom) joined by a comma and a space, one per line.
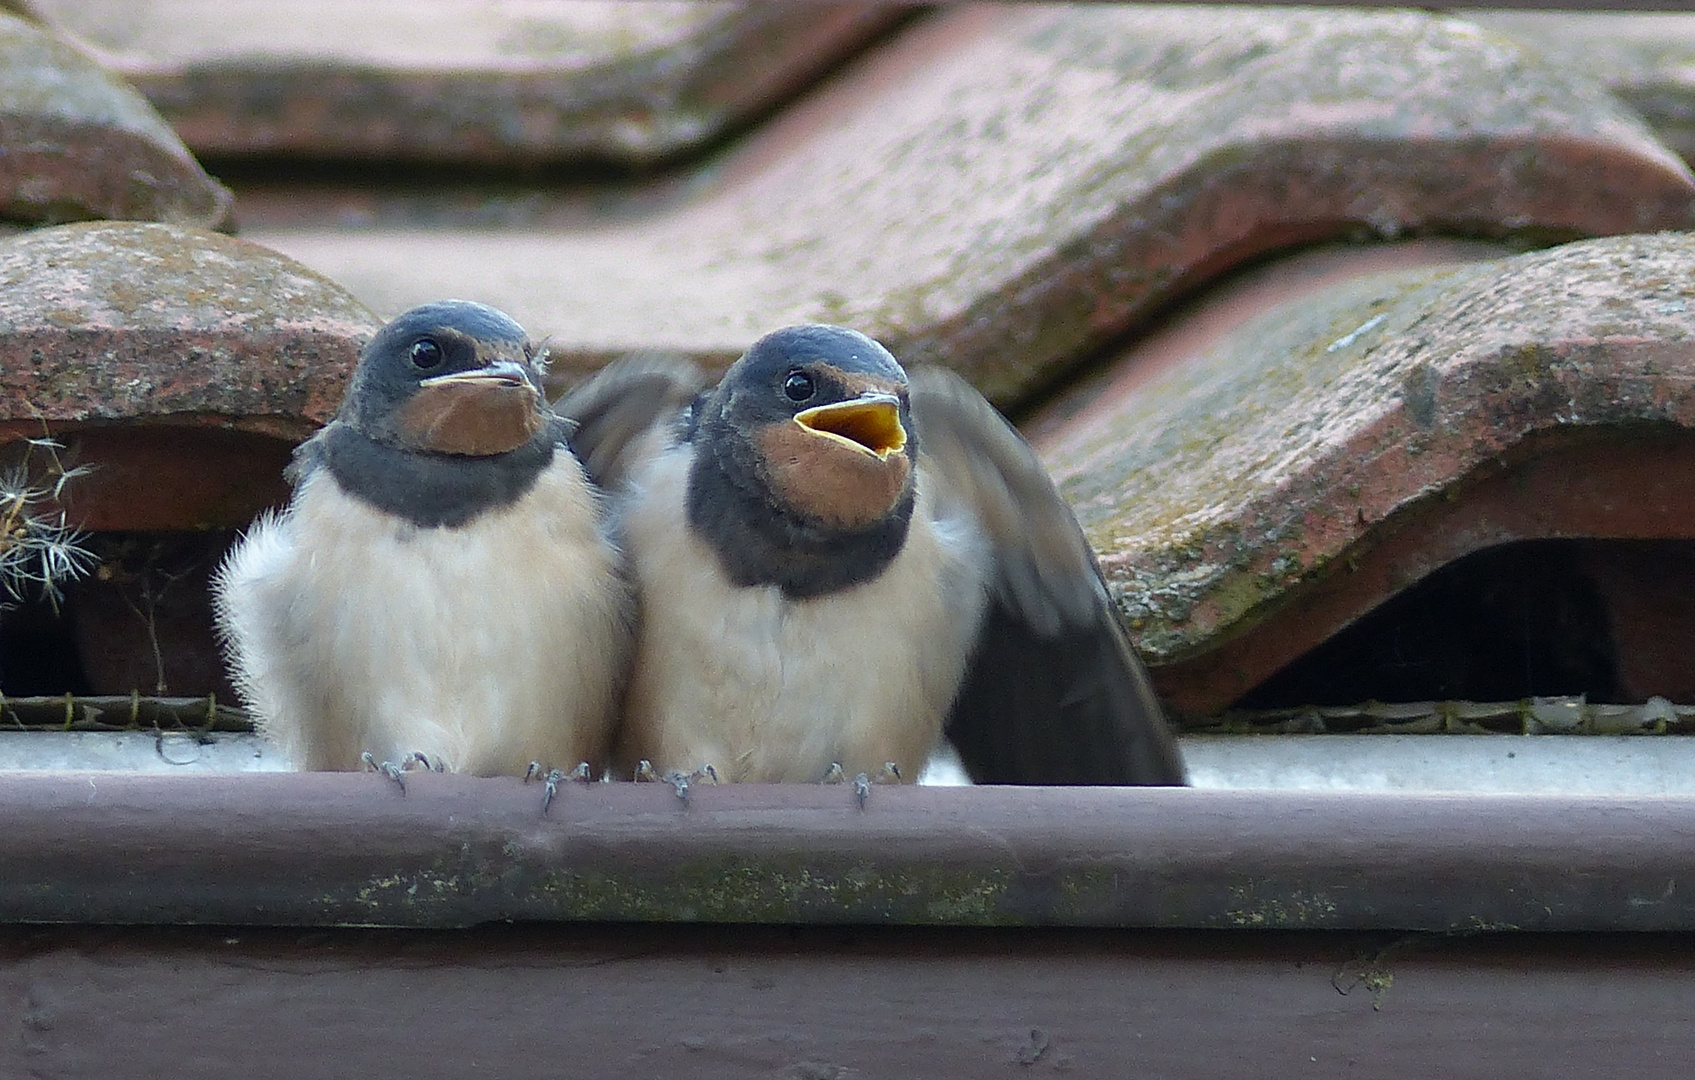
560, 324, 1185, 787
214, 300, 629, 779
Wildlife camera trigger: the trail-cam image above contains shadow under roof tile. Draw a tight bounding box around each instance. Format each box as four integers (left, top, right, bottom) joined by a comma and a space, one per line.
28, 0, 905, 167
246, 5, 1695, 409
0, 221, 380, 529
1033, 232, 1695, 716
0, 9, 231, 229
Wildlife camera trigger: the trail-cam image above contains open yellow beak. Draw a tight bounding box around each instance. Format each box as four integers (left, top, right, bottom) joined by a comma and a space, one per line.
794, 394, 907, 459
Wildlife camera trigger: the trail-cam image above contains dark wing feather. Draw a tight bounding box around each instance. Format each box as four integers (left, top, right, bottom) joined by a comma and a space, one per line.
554, 352, 705, 491
908, 366, 1186, 786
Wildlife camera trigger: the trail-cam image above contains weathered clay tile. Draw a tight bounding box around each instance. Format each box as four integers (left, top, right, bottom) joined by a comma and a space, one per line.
0, 9, 232, 228
1032, 233, 1695, 716
30, 0, 904, 166
0, 220, 380, 529
1470, 13, 1695, 165
246, 5, 1695, 408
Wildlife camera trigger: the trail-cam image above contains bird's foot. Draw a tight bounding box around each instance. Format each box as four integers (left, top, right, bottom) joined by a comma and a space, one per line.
525, 760, 593, 784
851, 762, 902, 809
526, 760, 593, 814
822, 762, 846, 785
360, 750, 433, 795
634, 759, 661, 783
664, 764, 718, 807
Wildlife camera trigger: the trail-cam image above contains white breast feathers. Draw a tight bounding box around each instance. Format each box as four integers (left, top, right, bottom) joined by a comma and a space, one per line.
214, 454, 629, 775
616, 444, 990, 781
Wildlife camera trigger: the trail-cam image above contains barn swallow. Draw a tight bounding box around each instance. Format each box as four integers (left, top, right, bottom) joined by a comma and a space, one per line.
560, 325, 1185, 788
213, 300, 630, 784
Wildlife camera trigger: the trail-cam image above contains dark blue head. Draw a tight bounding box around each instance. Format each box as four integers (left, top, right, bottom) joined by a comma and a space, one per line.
342, 300, 548, 457
304, 300, 570, 529
686, 324, 919, 597
705, 320, 915, 471
717, 324, 906, 425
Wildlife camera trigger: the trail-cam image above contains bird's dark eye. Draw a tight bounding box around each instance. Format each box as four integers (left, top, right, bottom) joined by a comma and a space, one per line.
783, 369, 814, 402
409, 338, 443, 370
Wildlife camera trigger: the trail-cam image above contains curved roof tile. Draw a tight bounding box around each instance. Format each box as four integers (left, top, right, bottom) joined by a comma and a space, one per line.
0, 10, 231, 228
248, 5, 1695, 407
1035, 233, 1695, 714
28, 0, 904, 167
0, 221, 379, 529
1472, 13, 1695, 166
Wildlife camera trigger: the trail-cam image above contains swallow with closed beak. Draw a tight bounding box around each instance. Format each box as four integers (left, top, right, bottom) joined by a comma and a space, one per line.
215, 300, 629, 782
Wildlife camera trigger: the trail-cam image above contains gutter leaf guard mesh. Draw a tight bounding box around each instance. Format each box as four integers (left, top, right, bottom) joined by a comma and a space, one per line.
0, 694, 250, 732
1190, 696, 1695, 736
5, 693, 1693, 739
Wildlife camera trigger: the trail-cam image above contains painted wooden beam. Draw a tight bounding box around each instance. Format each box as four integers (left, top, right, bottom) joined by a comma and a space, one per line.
1, 772, 1691, 931
2, 923, 1691, 1079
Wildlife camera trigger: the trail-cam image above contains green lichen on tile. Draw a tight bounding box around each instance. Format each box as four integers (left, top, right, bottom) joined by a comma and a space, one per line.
38, 1, 897, 167
0, 222, 379, 429
249, 4, 1695, 404
1044, 233, 1695, 662
647, 5, 1692, 403
493, 4, 726, 63
1052, 263, 1484, 657
0, 221, 377, 332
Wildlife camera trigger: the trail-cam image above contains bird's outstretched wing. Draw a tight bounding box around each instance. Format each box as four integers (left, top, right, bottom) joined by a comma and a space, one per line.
908, 366, 1186, 786
555, 352, 705, 491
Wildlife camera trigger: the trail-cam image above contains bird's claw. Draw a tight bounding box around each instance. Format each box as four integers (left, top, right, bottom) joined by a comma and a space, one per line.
823, 760, 899, 806
852, 763, 901, 809
527, 761, 593, 814
634, 759, 661, 783
660, 764, 717, 807
666, 770, 692, 804
360, 750, 409, 795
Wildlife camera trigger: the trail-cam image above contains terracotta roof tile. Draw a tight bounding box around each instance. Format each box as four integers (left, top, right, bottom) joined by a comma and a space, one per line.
1032, 232, 1695, 715
8, 5, 1695, 720
0, 9, 231, 228
244, 5, 1695, 407
0, 221, 379, 529
28, 0, 903, 166
1471, 13, 1695, 166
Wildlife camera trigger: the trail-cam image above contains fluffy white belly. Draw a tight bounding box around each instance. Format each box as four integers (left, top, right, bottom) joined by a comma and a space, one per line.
618, 446, 989, 782
214, 455, 628, 775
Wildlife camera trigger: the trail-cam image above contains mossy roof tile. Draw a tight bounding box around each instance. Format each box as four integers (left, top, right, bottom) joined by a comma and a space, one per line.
28, 0, 903, 166
243, 5, 1695, 407
1033, 233, 1695, 713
